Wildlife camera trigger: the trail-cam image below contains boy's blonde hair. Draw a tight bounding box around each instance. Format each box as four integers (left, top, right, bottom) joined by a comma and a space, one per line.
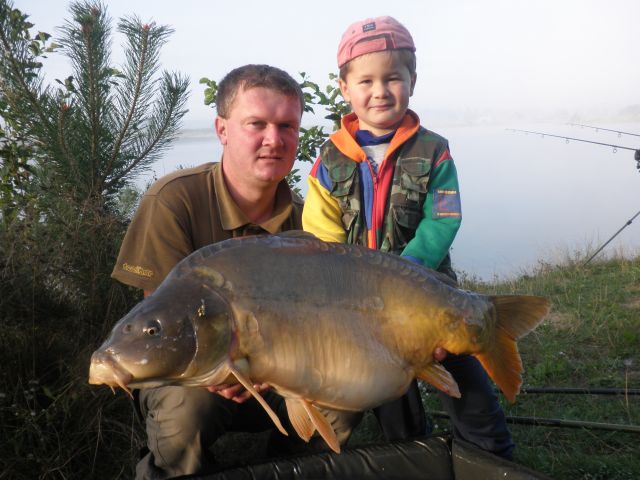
339, 48, 417, 81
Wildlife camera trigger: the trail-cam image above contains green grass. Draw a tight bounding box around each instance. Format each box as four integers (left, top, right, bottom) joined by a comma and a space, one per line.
422, 253, 640, 479
1, 253, 639, 478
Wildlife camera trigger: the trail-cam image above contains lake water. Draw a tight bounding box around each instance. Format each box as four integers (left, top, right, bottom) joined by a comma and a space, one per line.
143, 122, 640, 281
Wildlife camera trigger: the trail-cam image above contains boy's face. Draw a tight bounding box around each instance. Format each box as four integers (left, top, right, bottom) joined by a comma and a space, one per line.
339, 51, 416, 136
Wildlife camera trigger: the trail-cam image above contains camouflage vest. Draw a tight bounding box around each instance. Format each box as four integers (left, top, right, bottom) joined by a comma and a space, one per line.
321, 127, 456, 279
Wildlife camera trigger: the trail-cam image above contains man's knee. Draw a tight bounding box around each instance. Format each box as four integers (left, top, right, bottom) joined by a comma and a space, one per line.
142, 386, 228, 430
139, 386, 228, 471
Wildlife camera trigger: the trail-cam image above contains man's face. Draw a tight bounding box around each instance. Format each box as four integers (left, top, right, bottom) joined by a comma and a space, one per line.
216, 86, 301, 189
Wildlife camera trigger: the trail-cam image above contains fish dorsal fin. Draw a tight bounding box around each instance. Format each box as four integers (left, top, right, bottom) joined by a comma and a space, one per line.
285, 398, 315, 442
423, 267, 458, 288
299, 399, 340, 454
415, 363, 461, 398
227, 363, 288, 436
276, 230, 318, 240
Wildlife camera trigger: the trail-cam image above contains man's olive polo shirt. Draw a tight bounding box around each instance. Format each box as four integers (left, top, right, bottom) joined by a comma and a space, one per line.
112, 162, 303, 292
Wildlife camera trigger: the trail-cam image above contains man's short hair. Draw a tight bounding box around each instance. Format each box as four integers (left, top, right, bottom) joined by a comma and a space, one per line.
216, 64, 304, 118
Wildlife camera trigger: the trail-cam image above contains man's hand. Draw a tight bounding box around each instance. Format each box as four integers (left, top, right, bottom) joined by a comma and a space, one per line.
207, 383, 270, 404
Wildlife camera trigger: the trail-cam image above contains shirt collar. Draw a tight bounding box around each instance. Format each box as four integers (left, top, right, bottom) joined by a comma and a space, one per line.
214, 163, 293, 234
355, 129, 396, 146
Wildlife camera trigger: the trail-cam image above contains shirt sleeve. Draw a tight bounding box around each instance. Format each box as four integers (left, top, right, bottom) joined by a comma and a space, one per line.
111, 192, 193, 292
401, 147, 462, 269
302, 158, 347, 243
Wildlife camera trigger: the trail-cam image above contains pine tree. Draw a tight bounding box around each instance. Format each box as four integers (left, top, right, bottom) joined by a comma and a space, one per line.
0, 0, 189, 328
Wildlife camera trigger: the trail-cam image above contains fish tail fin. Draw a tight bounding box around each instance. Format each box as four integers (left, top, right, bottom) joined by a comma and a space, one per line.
475, 295, 550, 403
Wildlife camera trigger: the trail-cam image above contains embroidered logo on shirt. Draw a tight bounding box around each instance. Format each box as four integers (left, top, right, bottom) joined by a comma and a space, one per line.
122, 263, 154, 278
433, 189, 461, 218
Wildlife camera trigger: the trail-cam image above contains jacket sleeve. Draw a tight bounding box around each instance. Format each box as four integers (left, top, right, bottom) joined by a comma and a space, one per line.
111, 191, 192, 292
302, 158, 347, 243
401, 146, 462, 269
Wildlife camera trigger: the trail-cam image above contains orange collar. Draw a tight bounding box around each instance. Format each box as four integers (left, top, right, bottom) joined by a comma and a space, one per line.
329, 110, 421, 162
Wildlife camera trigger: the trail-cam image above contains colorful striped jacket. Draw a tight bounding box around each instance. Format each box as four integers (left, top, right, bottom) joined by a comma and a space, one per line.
302, 110, 461, 270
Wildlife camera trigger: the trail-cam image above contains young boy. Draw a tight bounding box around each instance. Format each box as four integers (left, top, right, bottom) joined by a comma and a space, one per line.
303, 16, 515, 458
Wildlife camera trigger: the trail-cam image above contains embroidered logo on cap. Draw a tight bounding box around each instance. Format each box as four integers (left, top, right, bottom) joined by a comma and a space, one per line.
362, 21, 376, 33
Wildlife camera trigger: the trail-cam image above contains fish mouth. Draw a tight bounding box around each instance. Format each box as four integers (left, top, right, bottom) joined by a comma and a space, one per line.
88, 350, 134, 396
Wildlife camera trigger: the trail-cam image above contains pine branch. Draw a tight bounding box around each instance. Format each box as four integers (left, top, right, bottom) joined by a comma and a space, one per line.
105, 71, 188, 189
102, 17, 173, 192
59, 1, 113, 193
0, 0, 54, 138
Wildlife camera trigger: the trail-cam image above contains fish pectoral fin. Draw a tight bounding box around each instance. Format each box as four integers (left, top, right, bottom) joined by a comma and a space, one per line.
300, 399, 341, 454
227, 364, 288, 437
285, 398, 315, 442
416, 363, 461, 398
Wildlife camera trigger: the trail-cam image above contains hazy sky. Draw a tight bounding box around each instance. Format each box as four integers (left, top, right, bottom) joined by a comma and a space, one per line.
12, 0, 640, 278
15, 0, 640, 128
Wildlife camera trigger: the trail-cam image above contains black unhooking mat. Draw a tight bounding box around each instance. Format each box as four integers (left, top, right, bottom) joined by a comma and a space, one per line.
178, 436, 551, 480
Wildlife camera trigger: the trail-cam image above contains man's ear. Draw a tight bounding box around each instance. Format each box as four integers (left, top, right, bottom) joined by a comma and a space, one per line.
338, 78, 351, 103
410, 72, 417, 96
215, 116, 227, 145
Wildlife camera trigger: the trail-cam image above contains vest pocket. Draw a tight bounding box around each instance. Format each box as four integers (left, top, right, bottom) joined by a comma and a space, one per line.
328, 162, 359, 232
391, 204, 422, 249
399, 157, 431, 202
328, 162, 357, 197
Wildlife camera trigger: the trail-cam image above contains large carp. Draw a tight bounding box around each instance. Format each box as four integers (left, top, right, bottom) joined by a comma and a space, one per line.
89, 232, 550, 453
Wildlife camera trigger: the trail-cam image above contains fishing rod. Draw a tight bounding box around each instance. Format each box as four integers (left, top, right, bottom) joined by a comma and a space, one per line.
509, 126, 640, 263
424, 386, 640, 396
567, 123, 640, 139
519, 387, 640, 396
431, 411, 640, 434
506, 128, 639, 158
583, 208, 640, 265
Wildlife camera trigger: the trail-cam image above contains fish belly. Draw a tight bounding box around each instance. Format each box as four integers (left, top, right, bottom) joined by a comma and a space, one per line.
232, 301, 415, 412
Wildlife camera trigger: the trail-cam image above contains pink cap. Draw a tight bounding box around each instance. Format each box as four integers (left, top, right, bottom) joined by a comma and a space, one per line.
337, 16, 415, 68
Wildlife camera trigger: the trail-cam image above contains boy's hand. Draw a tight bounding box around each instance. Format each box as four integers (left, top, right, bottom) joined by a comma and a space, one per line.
433, 347, 448, 362
207, 383, 270, 403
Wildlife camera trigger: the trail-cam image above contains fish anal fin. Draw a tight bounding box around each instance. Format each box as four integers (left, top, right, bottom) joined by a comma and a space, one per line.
285, 398, 315, 442
475, 327, 523, 403
416, 363, 461, 398
300, 399, 340, 454
228, 364, 288, 436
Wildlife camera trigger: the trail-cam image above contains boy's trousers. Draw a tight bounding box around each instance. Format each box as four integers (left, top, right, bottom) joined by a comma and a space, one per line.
374, 354, 515, 459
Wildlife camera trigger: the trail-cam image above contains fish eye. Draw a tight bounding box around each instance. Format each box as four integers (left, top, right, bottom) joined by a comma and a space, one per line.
143, 319, 162, 337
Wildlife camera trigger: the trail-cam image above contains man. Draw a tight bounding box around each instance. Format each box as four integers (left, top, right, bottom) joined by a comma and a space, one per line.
112, 64, 322, 479
113, 63, 448, 479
